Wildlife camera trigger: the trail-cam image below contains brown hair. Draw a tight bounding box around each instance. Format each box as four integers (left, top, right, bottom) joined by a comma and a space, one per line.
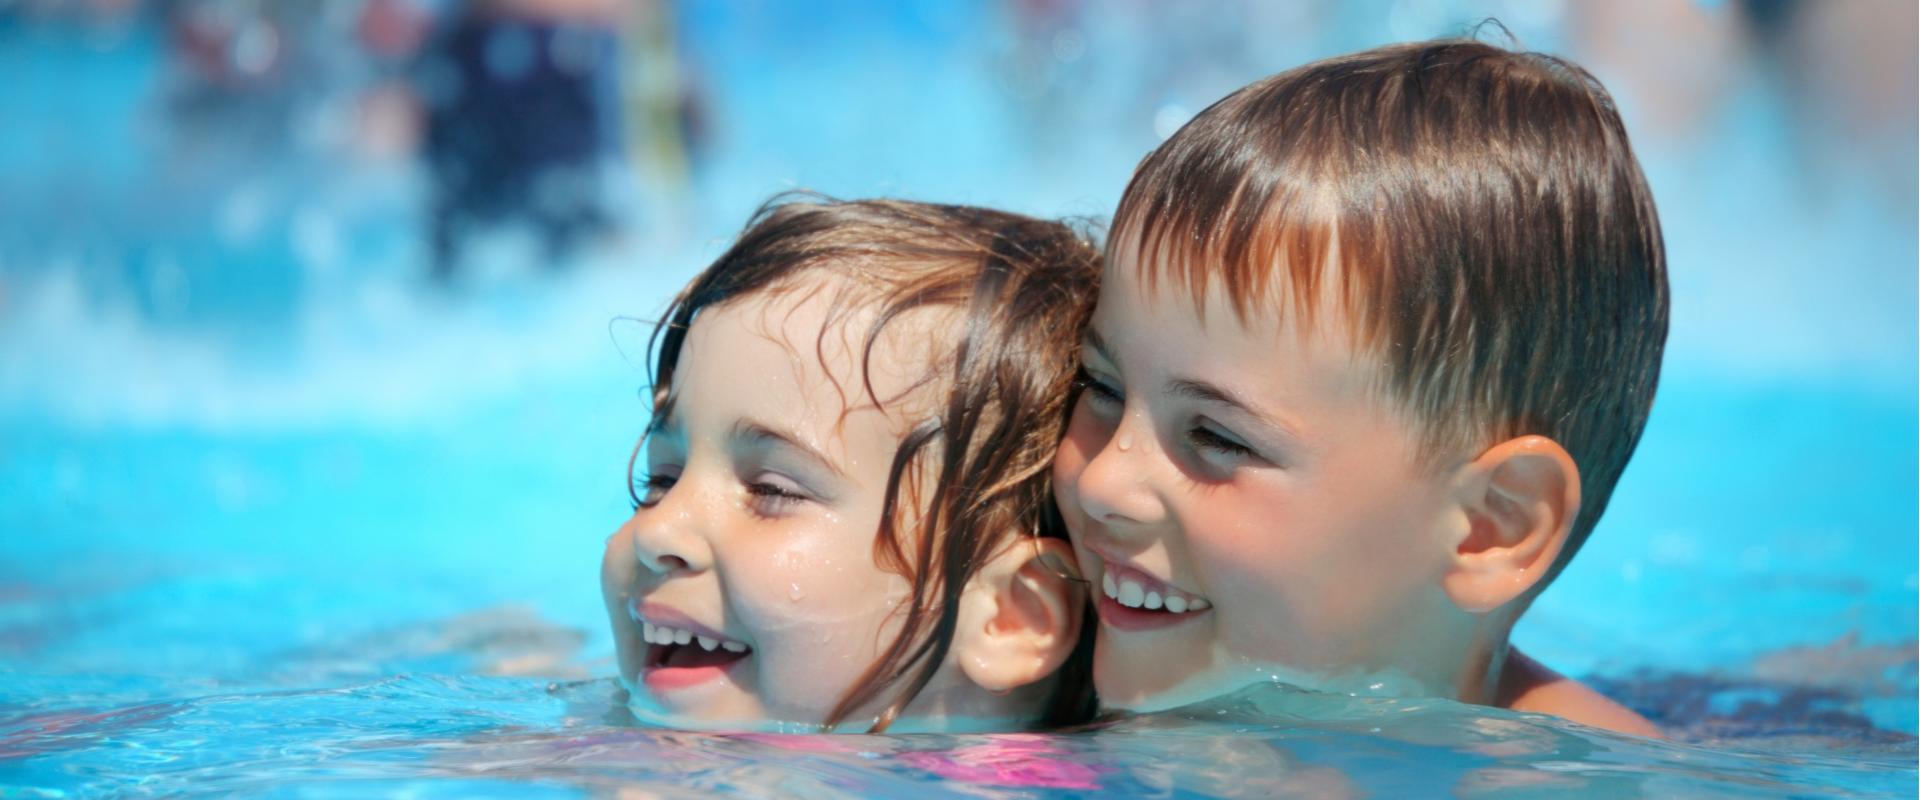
1113, 39, 1668, 585
635, 194, 1100, 731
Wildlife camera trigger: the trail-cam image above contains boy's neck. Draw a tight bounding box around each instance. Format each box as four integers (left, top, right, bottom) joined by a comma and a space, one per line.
1456, 631, 1513, 707
1429, 607, 1520, 707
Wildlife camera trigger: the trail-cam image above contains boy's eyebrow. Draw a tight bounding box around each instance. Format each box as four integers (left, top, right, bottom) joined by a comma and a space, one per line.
1167, 378, 1306, 441
731, 419, 847, 479
1082, 325, 1307, 441
1081, 328, 1115, 364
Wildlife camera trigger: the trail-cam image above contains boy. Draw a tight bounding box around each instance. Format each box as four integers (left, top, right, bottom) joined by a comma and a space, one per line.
1054, 40, 1667, 736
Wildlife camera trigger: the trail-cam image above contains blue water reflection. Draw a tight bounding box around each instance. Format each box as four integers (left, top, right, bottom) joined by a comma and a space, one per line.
2, 1, 1913, 796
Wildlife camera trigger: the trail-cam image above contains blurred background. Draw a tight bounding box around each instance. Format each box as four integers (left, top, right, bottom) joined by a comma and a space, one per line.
1, 0, 1914, 736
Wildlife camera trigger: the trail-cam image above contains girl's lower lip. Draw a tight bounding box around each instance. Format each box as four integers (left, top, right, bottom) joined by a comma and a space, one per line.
1096, 592, 1209, 632
642, 661, 742, 691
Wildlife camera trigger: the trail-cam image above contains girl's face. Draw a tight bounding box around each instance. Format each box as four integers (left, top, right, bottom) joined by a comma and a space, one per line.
600, 278, 946, 730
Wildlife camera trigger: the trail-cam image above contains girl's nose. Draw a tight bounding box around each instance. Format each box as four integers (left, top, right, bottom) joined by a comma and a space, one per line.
629, 484, 715, 576
1071, 411, 1169, 528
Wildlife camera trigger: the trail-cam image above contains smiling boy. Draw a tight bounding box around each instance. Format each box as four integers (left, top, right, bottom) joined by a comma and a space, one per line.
1055, 40, 1667, 736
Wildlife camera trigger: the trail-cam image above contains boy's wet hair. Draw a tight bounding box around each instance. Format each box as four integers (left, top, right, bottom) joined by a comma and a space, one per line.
639, 193, 1101, 731
1113, 39, 1668, 586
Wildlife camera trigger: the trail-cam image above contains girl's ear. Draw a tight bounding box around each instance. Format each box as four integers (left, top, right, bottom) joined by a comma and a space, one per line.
950, 536, 1086, 695
1443, 435, 1581, 614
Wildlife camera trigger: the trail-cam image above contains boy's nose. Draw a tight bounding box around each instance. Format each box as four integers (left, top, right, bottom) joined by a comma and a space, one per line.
1071, 412, 1169, 528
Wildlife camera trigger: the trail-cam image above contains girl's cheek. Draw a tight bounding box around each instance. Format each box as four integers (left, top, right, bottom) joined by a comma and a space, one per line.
600, 527, 636, 616
727, 527, 875, 626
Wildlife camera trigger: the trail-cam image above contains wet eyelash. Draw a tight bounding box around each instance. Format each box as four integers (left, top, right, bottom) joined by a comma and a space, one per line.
1187, 425, 1254, 458
745, 482, 806, 515
1075, 368, 1123, 404
631, 474, 676, 510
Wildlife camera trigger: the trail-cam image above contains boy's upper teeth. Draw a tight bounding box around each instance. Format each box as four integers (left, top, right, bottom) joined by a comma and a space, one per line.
641, 621, 751, 651
1100, 564, 1211, 613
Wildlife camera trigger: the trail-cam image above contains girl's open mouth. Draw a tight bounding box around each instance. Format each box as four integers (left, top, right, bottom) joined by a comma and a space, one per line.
640, 621, 753, 690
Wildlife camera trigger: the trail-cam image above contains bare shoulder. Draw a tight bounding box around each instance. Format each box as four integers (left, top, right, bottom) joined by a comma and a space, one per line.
1494, 649, 1663, 739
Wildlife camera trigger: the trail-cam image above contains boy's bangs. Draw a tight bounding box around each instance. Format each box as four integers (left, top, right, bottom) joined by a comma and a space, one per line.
1111, 151, 1389, 355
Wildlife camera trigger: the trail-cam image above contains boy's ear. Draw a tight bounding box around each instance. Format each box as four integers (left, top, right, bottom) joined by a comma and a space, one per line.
950, 536, 1085, 695
1443, 435, 1581, 614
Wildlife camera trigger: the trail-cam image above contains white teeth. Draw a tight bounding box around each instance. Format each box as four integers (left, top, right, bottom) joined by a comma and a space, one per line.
641, 622, 751, 653
1100, 566, 1214, 615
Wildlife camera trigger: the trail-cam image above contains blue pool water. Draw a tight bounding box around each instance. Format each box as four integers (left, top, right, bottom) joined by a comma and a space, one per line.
3, 2, 1916, 796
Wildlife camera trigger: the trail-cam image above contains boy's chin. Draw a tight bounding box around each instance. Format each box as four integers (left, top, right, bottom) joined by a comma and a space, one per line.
1092, 639, 1230, 713
1092, 640, 1314, 713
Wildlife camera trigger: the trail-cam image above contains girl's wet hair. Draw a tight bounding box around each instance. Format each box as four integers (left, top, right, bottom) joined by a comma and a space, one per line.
638, 193, 1101, 732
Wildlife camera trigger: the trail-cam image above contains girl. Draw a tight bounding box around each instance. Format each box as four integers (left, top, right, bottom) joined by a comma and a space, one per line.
600, 196, 1100, 733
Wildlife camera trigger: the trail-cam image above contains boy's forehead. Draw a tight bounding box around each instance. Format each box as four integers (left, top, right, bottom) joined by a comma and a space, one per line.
1099, 242, 1367, 360
1092, 245, 1418, 469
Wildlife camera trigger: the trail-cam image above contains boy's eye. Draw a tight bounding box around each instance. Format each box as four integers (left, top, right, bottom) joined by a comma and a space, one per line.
1075, 369, 1124, 411
632, 472, 678, 510
1187, 423, 1256, 461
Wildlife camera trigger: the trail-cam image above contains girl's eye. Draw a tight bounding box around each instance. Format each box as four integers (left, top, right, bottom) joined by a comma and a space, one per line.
633, 473, 677, 510
744, 475, 809, 516
1187, 423, 1256, 460
1076, 369, 1124, 411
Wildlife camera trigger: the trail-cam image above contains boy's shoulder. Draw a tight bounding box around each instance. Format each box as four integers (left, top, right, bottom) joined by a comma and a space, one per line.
1496, 649, 1663, 739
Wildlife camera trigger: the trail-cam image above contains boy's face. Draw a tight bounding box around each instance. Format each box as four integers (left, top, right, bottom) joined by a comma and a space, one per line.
1053, 255, 1469, 710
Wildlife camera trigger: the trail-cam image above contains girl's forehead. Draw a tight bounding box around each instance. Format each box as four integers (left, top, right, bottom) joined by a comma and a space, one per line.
670, 277, 956, 446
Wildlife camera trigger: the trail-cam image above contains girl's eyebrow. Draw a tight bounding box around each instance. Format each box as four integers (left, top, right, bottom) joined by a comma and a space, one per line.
730, 419, 847, 479
647, 393, 681, 437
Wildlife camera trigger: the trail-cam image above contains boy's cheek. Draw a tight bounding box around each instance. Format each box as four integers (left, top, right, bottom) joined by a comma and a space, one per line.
1050, 409, 1105, 504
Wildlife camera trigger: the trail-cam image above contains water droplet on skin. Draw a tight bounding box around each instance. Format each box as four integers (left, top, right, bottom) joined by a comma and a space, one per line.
1116, 429, 1135, 452
788, 582, 804, 602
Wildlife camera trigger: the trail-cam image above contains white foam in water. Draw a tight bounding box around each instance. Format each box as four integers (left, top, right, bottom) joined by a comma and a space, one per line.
0, 241, 691, 431
1, 3, 1914, 797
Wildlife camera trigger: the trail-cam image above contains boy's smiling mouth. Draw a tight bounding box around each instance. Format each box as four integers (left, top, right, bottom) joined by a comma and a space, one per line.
630, 600, 754, 691
1094, 559, 1212, 632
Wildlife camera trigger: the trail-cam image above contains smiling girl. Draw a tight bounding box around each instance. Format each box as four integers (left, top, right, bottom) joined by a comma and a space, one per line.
600, 196, 1101, 733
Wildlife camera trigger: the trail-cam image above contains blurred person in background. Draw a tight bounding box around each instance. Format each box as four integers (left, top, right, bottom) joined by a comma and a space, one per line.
413, 0, 626, 282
